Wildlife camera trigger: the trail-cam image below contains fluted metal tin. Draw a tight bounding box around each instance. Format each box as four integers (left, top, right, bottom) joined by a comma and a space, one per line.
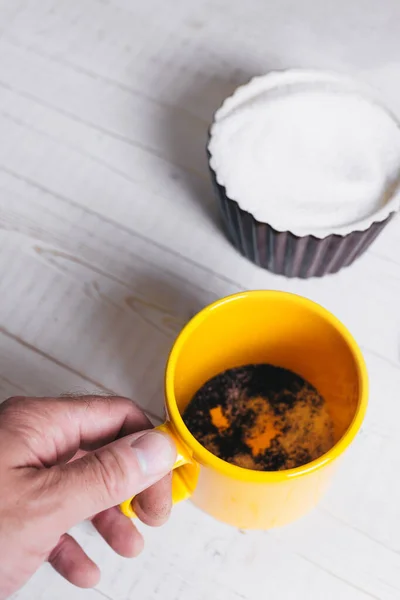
209, 164, 393, 278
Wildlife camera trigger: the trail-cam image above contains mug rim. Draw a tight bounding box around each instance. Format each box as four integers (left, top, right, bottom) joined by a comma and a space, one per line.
164, 290, 368, 482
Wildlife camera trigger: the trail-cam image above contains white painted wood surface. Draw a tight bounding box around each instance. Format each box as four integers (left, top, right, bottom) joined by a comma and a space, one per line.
1, 0, 400, 598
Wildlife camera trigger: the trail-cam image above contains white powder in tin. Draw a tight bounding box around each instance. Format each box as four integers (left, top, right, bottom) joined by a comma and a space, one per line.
209, 74, 400, 237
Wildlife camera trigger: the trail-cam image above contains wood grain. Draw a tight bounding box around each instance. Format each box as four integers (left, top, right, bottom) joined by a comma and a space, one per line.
1, 0, 400, 598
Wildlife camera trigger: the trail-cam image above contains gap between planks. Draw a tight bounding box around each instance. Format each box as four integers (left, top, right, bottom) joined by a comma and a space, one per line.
0, 324, 163, 424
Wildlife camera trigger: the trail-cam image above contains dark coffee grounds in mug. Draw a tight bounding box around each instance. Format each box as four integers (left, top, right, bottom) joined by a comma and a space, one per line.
182, 364, 334, 471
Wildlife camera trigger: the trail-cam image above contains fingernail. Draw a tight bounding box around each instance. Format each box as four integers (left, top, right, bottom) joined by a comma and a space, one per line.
131, 431, 176, 477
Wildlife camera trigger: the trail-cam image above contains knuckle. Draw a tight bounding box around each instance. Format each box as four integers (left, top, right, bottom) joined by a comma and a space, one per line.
90, 448, 129, 500
48, 533, 69, 566
0, 397, 31, 429
0, 397, 43, 446
136, 474, 172, 525
0, 396, 26, 413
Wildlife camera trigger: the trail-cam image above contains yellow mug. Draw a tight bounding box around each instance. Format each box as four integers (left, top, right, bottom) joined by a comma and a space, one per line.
121, 291, 368, 529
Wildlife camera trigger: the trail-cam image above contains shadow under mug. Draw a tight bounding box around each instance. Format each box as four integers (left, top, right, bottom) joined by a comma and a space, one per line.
121, 291, 368, 529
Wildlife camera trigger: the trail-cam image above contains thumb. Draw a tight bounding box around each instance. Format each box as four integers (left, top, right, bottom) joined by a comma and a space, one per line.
50, 430, 177, 527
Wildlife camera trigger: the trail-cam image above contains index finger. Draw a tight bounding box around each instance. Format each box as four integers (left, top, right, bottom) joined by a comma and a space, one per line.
0, 395, 153, 467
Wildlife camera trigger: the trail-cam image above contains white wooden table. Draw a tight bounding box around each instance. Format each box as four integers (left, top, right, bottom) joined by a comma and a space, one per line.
1, 1, 400, 598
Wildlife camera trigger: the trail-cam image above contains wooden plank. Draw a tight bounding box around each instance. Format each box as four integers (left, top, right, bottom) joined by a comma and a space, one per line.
1, 182, 400, 597
0, 178, 240, 417
2, 1, 400, 599
0, 42, 399, 368
0, 330, 162, 424
1, 164, 400, 378
69, 502, 394, 600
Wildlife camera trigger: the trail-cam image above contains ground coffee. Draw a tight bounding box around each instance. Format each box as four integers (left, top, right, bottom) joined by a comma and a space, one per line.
183, 364, 334, 471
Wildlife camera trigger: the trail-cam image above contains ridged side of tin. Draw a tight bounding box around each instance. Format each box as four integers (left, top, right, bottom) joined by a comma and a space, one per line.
209, 165, 393, 278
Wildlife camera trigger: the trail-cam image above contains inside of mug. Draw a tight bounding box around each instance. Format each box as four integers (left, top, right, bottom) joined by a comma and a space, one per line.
171, 293, 362, 445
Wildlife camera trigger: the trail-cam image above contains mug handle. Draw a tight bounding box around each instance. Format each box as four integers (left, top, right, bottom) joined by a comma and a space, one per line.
119, 422, 196, 518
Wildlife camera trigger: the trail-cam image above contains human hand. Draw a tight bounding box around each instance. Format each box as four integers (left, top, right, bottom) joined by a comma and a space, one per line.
0, 395, 176, 599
